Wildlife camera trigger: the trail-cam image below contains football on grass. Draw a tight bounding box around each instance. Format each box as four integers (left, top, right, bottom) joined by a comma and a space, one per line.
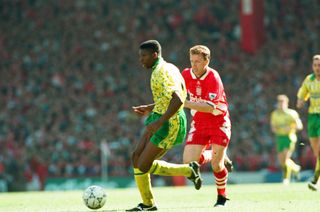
82, 185, 107, 209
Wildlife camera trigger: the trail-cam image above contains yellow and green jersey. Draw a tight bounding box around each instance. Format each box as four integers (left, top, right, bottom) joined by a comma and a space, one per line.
270, 108, 301, 140
297, 73, 320, 113
151, 58, 187, 114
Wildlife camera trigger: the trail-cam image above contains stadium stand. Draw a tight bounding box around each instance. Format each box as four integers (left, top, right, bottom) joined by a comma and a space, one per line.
0, 0, 319, 190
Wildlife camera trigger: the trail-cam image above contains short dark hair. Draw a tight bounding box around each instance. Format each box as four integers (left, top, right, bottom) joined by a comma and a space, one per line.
139, 40, 161, 55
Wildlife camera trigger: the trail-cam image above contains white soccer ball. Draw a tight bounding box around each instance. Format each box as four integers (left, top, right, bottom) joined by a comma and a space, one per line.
82, 185, 107, 210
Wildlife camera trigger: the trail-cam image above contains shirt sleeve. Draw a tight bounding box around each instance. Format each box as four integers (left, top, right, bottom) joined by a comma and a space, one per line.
270, 112, 276, 127
297, 77, 310, 101
207, 73, 227, 115
207, 74, 222, 104
158, 70, 175, 101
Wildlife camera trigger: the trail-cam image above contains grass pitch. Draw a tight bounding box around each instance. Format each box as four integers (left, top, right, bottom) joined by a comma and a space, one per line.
0, 183, 319, 212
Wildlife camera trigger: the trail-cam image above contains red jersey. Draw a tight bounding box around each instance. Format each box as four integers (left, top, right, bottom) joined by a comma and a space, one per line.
182, 67, 231, 136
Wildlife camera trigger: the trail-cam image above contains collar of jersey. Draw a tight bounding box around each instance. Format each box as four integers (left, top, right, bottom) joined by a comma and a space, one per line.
310, 73, 316, 81
191, 68, 210, 80
152, 57, 164, 71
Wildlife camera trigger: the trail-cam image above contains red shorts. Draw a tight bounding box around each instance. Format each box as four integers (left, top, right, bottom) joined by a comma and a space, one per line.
185, 127, 230, 147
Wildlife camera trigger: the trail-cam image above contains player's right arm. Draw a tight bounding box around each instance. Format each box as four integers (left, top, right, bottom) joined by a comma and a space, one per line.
270, 112, 277, 134
296, 76, 310, 109
132, 103, 155, 116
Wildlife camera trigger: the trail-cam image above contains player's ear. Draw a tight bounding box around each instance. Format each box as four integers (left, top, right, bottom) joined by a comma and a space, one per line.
153, 52, 158, 59
206, 59, 210, 66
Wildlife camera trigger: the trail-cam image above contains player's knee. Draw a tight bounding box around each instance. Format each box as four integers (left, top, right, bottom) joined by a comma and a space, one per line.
131, 151, 139, 168
137, 162, 151, 173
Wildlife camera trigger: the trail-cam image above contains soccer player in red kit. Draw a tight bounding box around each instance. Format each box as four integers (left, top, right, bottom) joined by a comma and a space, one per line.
182, 45, 231, 207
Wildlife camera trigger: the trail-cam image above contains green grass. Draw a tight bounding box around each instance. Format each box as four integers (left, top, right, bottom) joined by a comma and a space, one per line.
0, 183, 319, 212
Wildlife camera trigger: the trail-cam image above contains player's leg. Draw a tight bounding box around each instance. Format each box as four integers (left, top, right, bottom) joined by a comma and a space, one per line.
211, 140, 229, 207
183, 130, 209, 165
278, 149, 289, 184
139, 141, 193, 177
308, 137, 320, 191
276, 136, 298, 184
128, 131, 160, 211
286, 141, 301, 181
224, 153, 234, 172
307, 114, 320, 191
183, 127, 233, 172
185, 146, 233, 172
145, 112, 201, 189
183, 144, 207, 164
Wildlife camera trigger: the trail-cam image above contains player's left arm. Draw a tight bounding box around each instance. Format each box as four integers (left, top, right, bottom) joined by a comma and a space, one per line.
184, 100, 216, 113
146, 92, 182, 134
270, 112, 278, 133
204, 71, 228, 116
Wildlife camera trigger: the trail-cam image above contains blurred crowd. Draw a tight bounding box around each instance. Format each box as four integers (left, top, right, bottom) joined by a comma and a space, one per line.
0, 0, 319, 191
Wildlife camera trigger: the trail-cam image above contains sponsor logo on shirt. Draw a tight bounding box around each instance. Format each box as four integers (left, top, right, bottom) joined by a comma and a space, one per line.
209, 93, 217, 100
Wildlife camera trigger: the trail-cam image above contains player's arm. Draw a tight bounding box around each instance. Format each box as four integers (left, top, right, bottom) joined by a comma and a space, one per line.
292, 111, 303, 131
296, 78, 309, 109
295, 117, 303, 131
159, 92, 183, 123
270, 113, 277, 133
132, 103, 155, 116
296, 98, 305, 109
184, 100, 216, 113
146, 92, 182, 133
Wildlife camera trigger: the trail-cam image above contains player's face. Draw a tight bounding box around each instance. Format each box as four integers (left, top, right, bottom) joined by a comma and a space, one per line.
312, 59, 320, 77
277, 99, 288, 110
190, 54, 209, 77
139, 49, 157, 69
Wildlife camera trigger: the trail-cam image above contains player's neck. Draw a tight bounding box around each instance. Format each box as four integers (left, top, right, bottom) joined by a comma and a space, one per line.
194, 67, 208, 78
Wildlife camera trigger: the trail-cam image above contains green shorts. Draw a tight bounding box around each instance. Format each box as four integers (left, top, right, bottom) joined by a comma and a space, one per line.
276, 135, 295, 152
308, 113, 320, 137
144, 110, 187, 149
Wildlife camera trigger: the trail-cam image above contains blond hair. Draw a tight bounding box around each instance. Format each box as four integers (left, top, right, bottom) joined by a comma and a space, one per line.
277, 94, 289, 103
313, 55, 320, 60
190, 45, 211, 61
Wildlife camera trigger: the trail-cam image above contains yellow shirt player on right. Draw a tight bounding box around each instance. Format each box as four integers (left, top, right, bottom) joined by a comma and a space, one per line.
297, 54, 320, 191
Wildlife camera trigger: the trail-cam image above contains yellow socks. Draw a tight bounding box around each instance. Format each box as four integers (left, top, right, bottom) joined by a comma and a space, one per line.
133, 168, 154, 206
282, 164, 290, 180
133, 160, 192, 206
149, 160, 192, 177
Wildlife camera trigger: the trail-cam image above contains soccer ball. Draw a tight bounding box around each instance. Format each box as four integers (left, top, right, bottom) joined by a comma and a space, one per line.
82, 185, 107, 210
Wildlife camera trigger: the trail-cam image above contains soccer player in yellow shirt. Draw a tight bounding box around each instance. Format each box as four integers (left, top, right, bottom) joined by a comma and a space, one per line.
127, 40, 202, 211
297, 54, 320, 191
270, 95, 303, 185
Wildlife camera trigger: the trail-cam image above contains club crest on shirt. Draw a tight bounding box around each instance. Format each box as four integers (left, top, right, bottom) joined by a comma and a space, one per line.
209, 93, 217, 100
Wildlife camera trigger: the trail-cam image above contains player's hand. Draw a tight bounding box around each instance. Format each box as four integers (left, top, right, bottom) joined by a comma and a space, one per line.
132, 105, 152, 116
296, 99, 304, 109
184, 100, 190, 108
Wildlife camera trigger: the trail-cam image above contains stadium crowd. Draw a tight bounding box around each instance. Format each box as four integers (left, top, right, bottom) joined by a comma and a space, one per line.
0, 0, 319, 191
